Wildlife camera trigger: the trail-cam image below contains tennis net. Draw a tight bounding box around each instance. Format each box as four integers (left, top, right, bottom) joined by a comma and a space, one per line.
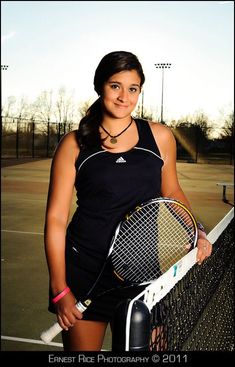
112, 207, 234, 351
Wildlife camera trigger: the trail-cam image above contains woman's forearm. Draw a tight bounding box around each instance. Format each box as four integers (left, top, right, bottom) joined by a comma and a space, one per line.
44, 217, 68, 295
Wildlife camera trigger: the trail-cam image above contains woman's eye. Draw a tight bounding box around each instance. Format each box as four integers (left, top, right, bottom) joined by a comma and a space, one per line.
110, 84, 120, 89
129, 87, 138, 93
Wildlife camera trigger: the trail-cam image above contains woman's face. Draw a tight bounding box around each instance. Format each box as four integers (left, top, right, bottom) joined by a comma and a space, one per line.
102, 69, 141, 119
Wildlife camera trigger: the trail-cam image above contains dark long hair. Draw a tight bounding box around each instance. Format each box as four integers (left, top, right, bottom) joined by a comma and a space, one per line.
77, 51, 145, 149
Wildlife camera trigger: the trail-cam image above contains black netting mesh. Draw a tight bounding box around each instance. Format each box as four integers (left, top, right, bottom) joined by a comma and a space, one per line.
150, 219, 234, 351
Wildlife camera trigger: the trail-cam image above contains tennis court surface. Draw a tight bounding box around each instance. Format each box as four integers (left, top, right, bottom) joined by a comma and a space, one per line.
1, 158, 234, 351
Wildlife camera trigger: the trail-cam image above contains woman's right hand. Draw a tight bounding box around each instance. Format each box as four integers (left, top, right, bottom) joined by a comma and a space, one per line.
54, 291, 83, 330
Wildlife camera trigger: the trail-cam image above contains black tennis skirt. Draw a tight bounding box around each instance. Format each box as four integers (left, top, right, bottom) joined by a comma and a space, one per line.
48, 236, 145, 322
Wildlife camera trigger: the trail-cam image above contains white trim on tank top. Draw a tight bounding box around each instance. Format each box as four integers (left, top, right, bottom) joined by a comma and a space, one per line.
77, 146, 164, 172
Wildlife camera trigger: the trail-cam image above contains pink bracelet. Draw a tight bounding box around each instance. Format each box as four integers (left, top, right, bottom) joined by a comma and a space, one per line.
52, 286, 71, 304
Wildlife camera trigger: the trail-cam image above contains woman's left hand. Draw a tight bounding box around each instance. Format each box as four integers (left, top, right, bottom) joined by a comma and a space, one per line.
196, 237, 212, 265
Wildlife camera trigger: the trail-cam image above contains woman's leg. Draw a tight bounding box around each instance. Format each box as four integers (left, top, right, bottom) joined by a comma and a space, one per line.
62, 320, 108, 351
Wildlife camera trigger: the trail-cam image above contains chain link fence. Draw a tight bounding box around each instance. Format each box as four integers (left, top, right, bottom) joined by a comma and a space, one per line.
1, 116, 234, 164
1, 116, 78, 159
172, 125, 233, 164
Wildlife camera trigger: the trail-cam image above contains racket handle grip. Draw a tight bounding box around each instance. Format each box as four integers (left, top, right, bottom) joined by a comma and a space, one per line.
40, 322, 63, 344
40, 301, 88, 344
76, 301, 88, 313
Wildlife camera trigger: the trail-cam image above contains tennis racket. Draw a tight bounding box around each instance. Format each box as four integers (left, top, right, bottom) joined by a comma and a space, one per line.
40, 197, 198, 343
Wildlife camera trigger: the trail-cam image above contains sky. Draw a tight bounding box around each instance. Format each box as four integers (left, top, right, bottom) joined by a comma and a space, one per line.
1, 0, 234, 124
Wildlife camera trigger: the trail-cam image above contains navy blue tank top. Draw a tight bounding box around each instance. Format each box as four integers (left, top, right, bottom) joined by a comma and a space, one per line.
67, 119, 164, 262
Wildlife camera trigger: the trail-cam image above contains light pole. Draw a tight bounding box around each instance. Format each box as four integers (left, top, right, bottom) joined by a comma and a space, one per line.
141, 89, 144, 118
154, 63, 171, 123
1, 65, 9, 158
1, 65, 9, 98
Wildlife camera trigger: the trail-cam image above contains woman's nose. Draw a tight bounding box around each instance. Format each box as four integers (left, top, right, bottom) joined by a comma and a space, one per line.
117, 89, 128, 102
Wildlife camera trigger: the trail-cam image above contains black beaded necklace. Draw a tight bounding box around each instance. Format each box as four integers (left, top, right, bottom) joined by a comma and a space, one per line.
100, 118, 133, 144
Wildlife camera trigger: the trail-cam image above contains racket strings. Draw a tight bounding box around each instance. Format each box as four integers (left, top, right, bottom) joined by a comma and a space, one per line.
111, 201, 197, 283
151, 203, 196, 272
165, 203, 195, 233
114, 206, 160, 282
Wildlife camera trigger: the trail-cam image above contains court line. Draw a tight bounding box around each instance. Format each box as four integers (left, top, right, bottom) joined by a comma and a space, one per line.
1, 335, 109, 351
1, 229, 44, 235
1, 335, 62, 348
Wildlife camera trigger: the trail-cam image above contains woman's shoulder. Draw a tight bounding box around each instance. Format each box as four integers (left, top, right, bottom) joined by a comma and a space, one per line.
149, 121, 174, 141
55, 130, 79, 149
54, 130, 80, 161
148, 121, 176, 161
59, 129, 79, 145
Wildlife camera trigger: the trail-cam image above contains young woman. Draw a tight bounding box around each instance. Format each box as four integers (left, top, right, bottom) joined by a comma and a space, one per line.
44, 51, 212, 351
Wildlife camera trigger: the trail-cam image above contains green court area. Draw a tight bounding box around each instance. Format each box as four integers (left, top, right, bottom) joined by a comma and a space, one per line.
1, 158, 234, 351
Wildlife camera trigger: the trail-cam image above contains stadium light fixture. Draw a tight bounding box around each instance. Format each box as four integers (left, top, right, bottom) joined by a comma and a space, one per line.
154, 63, 171, 123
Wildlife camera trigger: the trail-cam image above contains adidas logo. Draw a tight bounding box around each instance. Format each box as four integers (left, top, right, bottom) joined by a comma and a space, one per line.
116, 156, 126, 163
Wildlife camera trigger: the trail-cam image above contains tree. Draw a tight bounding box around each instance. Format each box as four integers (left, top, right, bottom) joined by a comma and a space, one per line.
2, 96, 17, 117
31, 90, 53, 122
77, 99, 93, 120
54, 86, 75, 124
220, 112, 234, 140
219, 112, 234, 164
193, 112, 212, 139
